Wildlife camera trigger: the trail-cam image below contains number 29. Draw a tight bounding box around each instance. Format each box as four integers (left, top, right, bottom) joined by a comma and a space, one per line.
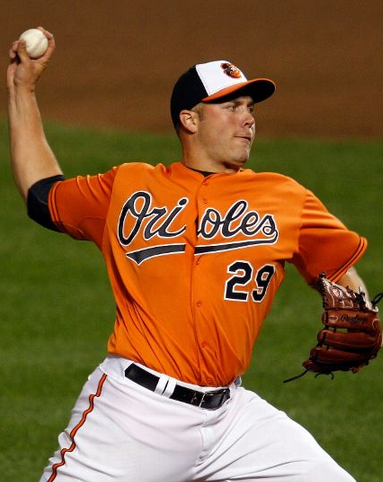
224, 261, 275, 302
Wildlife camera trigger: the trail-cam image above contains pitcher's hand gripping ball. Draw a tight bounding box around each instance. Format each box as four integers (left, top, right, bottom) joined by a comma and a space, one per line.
19, 28, 48, 59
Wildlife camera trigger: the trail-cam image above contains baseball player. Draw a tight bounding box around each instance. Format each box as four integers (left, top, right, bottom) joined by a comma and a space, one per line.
8, 28, 378, 482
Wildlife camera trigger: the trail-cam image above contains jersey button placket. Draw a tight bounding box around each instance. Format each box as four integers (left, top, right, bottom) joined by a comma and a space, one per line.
200, 179, 209, 205
193, 179, 210, 373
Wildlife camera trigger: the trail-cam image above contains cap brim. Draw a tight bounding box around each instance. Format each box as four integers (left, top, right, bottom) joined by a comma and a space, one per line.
202, 78, 276, 104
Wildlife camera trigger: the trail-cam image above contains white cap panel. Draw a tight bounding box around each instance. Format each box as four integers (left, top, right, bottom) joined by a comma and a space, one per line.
196, 61, 248, 96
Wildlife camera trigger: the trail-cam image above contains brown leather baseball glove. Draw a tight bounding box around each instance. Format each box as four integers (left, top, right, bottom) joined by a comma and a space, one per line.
285, 274, 382, 382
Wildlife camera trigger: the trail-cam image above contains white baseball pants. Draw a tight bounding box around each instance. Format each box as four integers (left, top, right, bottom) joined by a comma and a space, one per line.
39, 355, 356, 482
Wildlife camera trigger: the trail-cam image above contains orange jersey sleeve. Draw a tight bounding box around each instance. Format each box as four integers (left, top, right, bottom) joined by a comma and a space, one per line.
291, 190, 366, 283
48, 161, 367, 386
48, 167, 118, 248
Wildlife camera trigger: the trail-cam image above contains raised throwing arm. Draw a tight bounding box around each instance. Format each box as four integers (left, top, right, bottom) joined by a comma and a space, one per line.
7, 27, 63, 202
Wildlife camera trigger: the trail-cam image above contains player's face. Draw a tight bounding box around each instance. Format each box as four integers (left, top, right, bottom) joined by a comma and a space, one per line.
193, 95, 256, 172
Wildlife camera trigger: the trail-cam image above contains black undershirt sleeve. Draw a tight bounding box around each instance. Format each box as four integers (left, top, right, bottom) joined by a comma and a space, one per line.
27, 169, 211, 232
27, 175, 66, 231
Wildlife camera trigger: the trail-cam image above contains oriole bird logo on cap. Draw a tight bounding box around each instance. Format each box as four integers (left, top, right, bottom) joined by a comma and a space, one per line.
221, 62, 242, 79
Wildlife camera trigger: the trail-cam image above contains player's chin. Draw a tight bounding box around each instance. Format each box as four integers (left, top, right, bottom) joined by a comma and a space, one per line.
236, 141, 252, 159
234, 146, 252, 165
224, 154, 249, 171
224, 143, 252, 169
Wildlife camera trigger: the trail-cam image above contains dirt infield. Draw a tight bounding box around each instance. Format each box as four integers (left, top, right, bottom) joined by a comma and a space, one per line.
1, 1, 382, 138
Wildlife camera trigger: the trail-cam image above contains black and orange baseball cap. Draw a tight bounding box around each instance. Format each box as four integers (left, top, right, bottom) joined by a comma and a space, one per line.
170, 60, 275, 127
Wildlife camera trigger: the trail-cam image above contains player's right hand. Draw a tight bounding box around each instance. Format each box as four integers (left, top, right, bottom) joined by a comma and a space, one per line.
7, 27, 55, 95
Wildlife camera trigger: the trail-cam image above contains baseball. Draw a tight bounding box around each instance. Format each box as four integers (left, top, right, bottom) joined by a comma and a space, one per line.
19, 28, 48, 59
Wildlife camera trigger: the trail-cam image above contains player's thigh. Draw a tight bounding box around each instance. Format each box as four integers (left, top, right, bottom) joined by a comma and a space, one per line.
198, 388, 355, 482
39, 366, 201, 482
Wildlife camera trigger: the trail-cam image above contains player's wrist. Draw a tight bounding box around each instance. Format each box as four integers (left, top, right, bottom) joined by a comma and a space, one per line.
8, 85, 37, 106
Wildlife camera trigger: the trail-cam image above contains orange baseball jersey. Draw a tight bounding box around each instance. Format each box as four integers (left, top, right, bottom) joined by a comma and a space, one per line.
48, 162, 367, 386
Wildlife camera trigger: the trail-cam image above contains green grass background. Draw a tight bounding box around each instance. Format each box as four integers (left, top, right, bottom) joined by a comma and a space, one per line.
1, 118, 382, 481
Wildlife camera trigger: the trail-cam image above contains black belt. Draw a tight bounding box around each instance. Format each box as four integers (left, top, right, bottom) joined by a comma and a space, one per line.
124, 364, 230, 410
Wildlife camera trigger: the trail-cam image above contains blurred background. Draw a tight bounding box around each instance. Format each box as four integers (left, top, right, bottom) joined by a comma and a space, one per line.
1, 0, 382, 138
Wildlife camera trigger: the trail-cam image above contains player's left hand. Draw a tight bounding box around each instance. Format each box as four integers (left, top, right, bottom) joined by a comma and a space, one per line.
285, 274, 382, 382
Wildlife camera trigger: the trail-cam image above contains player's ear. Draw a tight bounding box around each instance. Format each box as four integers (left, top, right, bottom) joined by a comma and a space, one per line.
179, 109, 198, 134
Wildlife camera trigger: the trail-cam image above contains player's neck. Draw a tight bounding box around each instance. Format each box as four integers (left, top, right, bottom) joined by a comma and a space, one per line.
186, 166, 215, 177
181, 158, 240, 174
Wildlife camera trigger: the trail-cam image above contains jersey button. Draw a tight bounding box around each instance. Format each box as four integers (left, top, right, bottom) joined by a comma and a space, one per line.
196, 300, 202, 307
202, 198, 208, 204
207, 378, 214, 385
202, 180, 209, 186
201, 341, 207, 348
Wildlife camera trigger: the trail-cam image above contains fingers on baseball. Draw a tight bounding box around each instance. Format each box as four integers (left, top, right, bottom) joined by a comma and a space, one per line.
36, 26, 55, 56
16, 39, 31, 61
9, 41, 21, 60
37, 26, 52, 38
11, 27, 55, 63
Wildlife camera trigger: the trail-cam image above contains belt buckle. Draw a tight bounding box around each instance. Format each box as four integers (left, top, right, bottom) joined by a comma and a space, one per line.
198, 390, 218, 408
198, 391, 209, 408
190, 388, 228, 409
190, 391, 205, 407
